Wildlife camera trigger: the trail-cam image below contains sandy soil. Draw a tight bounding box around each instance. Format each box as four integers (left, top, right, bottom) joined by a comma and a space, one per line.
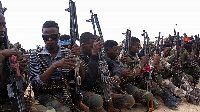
122, 83, 200, 112
122, 97, 200, 112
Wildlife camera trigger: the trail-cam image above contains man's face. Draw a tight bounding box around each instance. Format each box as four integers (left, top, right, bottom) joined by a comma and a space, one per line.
82, 39, 95, 56
141, 56, 149, 65
163, 47, 171, 55
105, 46, 119, 60
129, 42, 140, 55
0, 13, 6, 41
42, 28, 59, 49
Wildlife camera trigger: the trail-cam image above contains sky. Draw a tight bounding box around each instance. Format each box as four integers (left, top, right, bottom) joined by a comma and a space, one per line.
1, 0, 200, 50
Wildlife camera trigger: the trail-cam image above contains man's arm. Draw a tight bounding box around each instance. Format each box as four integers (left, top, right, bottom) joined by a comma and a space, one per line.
81, 55, 99, 86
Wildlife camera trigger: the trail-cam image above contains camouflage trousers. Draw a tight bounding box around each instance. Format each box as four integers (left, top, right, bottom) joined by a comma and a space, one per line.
31, 91, 105, 112
81, 91, 135, 111
125, 85, 160, 109
30, 98, 71, 112
156, 73, 193, 99
81, 91, 105, 112
112, 94, 135, 109
125, 85, 153, 103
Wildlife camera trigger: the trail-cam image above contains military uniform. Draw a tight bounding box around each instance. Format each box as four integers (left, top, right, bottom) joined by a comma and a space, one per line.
162, 47, 200, 104
151, 51, 187, 99
120, 54, 159, 108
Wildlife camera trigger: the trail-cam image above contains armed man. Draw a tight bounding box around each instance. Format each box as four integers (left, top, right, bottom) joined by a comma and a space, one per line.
0, 5, 28, 111
119, 36, 160, 110
29, 20, 80, 112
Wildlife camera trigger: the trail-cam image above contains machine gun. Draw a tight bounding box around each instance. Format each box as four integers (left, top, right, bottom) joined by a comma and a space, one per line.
0, 1, 26, 111
66, 1, 89, 111
141, 30, 154, 112
87, 10, 120, 112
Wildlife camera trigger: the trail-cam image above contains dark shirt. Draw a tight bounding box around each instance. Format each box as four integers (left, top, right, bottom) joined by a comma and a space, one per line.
29, 45, 71, 101
80, 54, 121, 88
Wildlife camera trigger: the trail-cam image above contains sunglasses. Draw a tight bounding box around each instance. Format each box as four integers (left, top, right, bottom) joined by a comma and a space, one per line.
42, 34, 59, 41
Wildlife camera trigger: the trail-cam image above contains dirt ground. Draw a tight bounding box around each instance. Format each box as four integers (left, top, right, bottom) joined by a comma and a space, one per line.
122, 83, 200, 112
121, 97, 200, 112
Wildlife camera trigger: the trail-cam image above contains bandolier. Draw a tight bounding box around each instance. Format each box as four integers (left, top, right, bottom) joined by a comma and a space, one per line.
31, 46, 80, 111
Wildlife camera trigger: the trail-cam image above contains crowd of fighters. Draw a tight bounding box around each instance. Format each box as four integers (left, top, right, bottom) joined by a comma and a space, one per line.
0, 1, 200, 112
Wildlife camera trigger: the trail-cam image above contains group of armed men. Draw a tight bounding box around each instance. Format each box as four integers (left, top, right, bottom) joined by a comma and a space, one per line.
1, 2, 200, 112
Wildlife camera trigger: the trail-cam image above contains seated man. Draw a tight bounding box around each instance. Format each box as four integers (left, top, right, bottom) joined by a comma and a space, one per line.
29, 20, 78, 112
120, 37, 159, 110
79, 33, 134, 111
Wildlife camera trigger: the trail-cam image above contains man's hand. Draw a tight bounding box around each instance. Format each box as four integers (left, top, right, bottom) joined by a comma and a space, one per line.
152, 54, 160, 66
92, 36, 104, 56
112, 75, 121, 85
52, 55, 77, 69
19, 55, 28, 71
154, 64, 163, 70
121, 55, 133, 65
71, 44, 80, 56
0, 48, 21, 58
130, 68, 140, 77
121, 68, 132, 77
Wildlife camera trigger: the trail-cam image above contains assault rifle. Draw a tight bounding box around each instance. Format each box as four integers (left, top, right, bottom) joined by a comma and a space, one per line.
155, 32, 161, 56
122, 29, 131, 57
172, 32, 184, 87
87, 10, 120, 112
66, 0, 89, 111
121, 29, 131, 69
0, 1, 26, 111
141, 30, 154, 112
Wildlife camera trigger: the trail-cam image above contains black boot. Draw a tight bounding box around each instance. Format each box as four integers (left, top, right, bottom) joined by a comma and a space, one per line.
160, 88, 178, 109
163, 88, 182, 103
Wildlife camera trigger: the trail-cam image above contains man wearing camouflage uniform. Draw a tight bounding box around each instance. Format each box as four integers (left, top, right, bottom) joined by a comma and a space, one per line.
120, 37, 159, 109
103, 40, 136, 109
156, 42, 200, 105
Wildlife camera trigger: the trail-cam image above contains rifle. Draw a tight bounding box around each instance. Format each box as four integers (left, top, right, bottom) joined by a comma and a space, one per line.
0, 1, 26, 111
121, 29, 131, 69
66, 1, 89, 111
172, 32, 184, 88
155, 32, 161, 56
87, 10, 120, 112
122, 29, 131, 57
141, 30, 154, 112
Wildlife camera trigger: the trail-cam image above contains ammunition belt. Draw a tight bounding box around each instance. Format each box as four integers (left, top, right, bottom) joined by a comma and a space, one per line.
38, 79, 65, 95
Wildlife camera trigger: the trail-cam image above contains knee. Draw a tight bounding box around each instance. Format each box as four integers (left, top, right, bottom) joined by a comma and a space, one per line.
125, 95, 135, 108
88, 94, 103, 109
126, 85, 138, 95
143, 91, 153, 102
